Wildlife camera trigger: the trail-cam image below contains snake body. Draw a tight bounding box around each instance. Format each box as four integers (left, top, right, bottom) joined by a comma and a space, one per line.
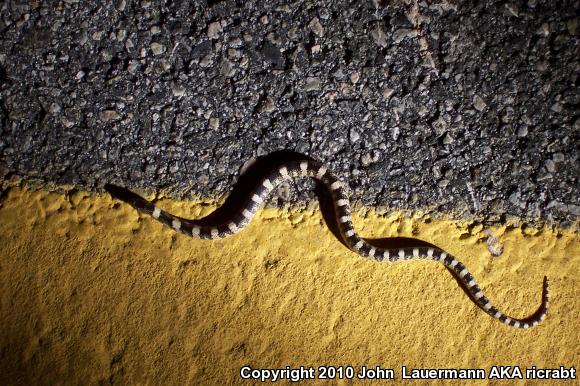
115, 159, 549, 329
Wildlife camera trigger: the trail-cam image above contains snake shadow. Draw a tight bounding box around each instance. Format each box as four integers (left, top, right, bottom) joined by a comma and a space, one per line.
313, 181, 498, 314
107, 150, 314, 225
106, 149, 508, 314
191, 150, 315, 225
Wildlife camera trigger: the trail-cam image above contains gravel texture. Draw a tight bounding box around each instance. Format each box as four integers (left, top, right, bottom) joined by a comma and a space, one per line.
0, 0, 578, 226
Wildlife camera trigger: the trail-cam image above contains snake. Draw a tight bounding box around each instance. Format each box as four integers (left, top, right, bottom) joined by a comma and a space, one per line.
111, 159, 549, 329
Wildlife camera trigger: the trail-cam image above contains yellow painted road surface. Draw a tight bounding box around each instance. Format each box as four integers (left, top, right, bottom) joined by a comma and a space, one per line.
0, 187, 578, 385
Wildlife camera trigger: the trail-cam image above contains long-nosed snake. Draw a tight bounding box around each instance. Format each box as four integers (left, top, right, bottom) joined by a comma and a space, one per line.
111, 159, 549, 329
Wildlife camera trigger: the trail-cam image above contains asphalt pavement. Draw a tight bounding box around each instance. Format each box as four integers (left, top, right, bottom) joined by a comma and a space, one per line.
0, 0, 578, 226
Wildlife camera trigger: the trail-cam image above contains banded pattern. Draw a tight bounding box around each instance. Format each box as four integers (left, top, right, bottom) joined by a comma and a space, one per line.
114, 159, 549, 329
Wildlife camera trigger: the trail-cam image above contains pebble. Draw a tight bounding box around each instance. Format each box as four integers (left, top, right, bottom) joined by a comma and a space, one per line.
221, 59, 235, 77
361, 151, 379, 166
209, 117, 220, 129
171, 82, 186, 97
260, 96, 276, 113
509, 191, 525, 208
99, 110, 120, 122
371, 26, 388, 48
505, 3, 519, 17
304, 77, 321, 91
349, 128, 360, 143
200, 54, 214, 67
319, 9, 330, 20
392, 28, 416, 43
309, 17, 324, 37
101, 50, 113, 62
473, 95, 487, 111
115, 0, 126, 11
485, 230, 504, 257
432, 118, 448, 134
207, 21, 222, 39
49, 103, 61, 114
552, 153, 565, 163
545, 159, 556, 173
442, 132, 454, 145
382, 87, 394, 99
350, 72, 360, 84
127, 61, 139, 74
116, 29, 127, 41
150, 42, 165, 55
